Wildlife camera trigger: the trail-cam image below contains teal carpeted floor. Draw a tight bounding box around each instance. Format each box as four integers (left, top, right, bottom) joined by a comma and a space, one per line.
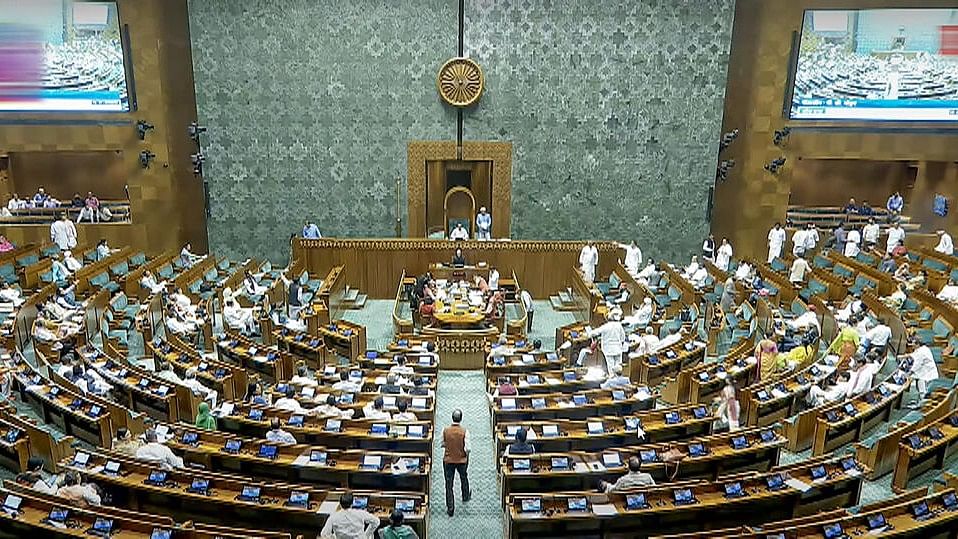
429, 370, 503, 537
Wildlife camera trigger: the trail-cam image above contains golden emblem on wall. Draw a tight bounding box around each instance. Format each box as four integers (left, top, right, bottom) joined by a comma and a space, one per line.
437, 57, 484, 107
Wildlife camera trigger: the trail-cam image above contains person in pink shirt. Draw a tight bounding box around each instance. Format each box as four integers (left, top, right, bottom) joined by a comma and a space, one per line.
78, 192, 100, 223
0, 235, 14, 253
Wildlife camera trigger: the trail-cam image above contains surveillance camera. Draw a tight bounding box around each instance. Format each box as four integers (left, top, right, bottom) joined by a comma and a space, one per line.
139, 150, 156, 169
188, 122, 207, 141
773, 127, 792, 147
136, 120, 155, 141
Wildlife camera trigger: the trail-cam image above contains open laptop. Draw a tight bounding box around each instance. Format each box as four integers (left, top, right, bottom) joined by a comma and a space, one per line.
188, 478, 210, 495
287, 491, 309, 508
672, 488, 698, 506
237, 485, 261, 503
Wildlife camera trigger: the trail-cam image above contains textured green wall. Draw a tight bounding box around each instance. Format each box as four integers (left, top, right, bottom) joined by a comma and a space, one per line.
188, 0, 735, 262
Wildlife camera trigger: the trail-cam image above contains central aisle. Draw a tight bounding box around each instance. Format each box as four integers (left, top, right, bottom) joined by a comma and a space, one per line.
429, 370, 504, 537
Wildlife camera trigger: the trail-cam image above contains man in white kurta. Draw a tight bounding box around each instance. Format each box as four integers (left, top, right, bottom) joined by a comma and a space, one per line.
618, 241, 643, 275
885, 223, 905, 254
862, 219, 880, 248
715, 239, 733, 272
906, 344, 939, 396
587, 314, 627, 375
937, 281, 958, 304
791, 229, 807, 257
50, 214, 77, 251
767, 223, 785, 263
934, 230, 953, 255
579, 242, 598, 282
843, 228, 861, 258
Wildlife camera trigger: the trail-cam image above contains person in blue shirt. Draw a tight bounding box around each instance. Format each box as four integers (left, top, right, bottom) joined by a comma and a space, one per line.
843, 197, 858, 214
302, 220, 322, 239
50, 254, 71, 283
475, 207, 492, 240
886, 191, 903, 214
32, 187, 50, 207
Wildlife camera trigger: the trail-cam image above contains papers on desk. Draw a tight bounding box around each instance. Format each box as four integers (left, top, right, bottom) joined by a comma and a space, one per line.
521, 354, 534, 364
716, 371, 728, 380
591, 504, 618, 516
374, 376, 387, 385
216, 402, 235, 417
247, 346, 258, 356
517, 379, 530, 388
588, 461, 605, 472
786, 478, 811, 492
771, 388, 789, 399
544, 377, 561, 386
574, 462, 590, 473
635, 387, 653, 401
745, 356, 757, 365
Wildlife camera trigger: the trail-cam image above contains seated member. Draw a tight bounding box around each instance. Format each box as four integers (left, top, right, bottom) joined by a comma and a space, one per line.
504, 427, 536, 456
599, 457, 655, 492
451, 247, 466, 266
320, 491, 380, 539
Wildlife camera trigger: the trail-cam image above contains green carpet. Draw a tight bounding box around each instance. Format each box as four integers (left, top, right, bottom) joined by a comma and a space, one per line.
429, 370, 503, 537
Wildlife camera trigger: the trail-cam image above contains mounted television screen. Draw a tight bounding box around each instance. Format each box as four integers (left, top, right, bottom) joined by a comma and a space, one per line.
789, 9, 958, 121
0, 0, 130, 112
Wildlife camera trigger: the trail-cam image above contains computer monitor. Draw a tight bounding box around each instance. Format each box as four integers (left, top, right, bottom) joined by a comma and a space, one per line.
234, 483, 258, 501
408, 425, 425, 438
665, 412, 681, 425
92, 518, 113, 534
48, 508, 69, 523
224, 439, 242, 453
551, 457, 569, 470
395, 498, 415, 512
587, 422, 604, 434
602, 453, 622, 467
147, 470, 167, 485
673, 489, 694, 505
692, 406, 708, 419
520, 498, 541, 513
866, 513, 887, 530
2, 494, 21, 512
756, 390, 770, 401
906, 434, 924, 449
542, 425, 559, 438
942, 491, 957, 510
531, 398, 546, 409
288, 415, 305, 427
760, 430, 776, 443
325, 419, 342, 432
840, 457, 858, 472
181, 432, 199, 445
512, 459, 531, 471
189, 478, 209, 493
912, 501, 930, 518
688, 443, 707, 457
611, 390, 626, 401
766, 473, 785, 490
572, 394, 587, 406
73, 452, 90, 467
309, 451, 328, 465
352, 496, 369, 509
567, 497, 587, 511
506, 425, 521, 438
247, 409, 264, 421
811, 466, 827, 480
104, 461, 121, 475
88, 405, 102, 417
731, 436, 749, 450
723, 482, 744, 498
822, 523, 844, 539
150, 529, 172, 539
257, 445, 278, 459
563, 371, 576, 381
371, 424, 388, 435
928, 427, 944, 440
288, 491, 309, 506
639, 450, 657, 463
361, 455, 382, 469
843, 403, 857, 416
626, 494, 648, 510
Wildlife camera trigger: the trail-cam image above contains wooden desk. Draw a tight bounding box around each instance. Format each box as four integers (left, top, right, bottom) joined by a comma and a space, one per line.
630, 338, 705, 387
61, 450, 428, 538
273, 328, 327, 370
892, 410, 958, 492
812, 372, 909, 457
494, 403, 714, 454
163, 424, 430, 493
491, 386, 656, 424
216, 332, 296, 383
148, 337, 242, 403
500, 426, 785, 496
214, 401, 434, 453
505, 455, 865, 539
318, 320, 366, 360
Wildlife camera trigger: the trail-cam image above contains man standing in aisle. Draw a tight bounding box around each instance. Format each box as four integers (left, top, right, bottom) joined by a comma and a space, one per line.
475, 207, 492, 240
587, 311, 627, 375
579, 241, 598, 282
617, 240, 643, 276
934, 229, 953, 255
50, 213, 77, 251
767, 222, 785, 263
885, 221, 905, 254
441, 409, 470, 517
520, 288, 534, 332
862, 218, 880, 250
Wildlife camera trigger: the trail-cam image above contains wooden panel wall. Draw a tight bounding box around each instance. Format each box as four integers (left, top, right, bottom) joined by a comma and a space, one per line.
787, 159, 916, 207
0, 0, 206, 255
295, 239, 621, 299
712, 0, 958, 258
8, 151, 129, 200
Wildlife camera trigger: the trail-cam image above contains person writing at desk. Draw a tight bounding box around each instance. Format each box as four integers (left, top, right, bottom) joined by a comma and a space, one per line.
599, 457, 655, 492
451, 247, 466, 266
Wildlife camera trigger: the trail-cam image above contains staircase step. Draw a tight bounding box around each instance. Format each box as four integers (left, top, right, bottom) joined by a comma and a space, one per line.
557, 291, 573, 303
344, 294, 367, 310
344, 288, 359, 302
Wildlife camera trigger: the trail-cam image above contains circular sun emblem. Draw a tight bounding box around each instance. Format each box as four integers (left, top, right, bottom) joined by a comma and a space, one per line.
437, 57, 484, 107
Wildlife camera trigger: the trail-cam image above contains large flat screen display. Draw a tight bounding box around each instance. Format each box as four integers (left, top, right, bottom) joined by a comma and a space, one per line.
790, 9, 958, 121
0, 0, 130, 112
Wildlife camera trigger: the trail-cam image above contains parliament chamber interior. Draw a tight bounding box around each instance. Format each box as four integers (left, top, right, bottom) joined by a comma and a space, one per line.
2, 1, 958, 538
